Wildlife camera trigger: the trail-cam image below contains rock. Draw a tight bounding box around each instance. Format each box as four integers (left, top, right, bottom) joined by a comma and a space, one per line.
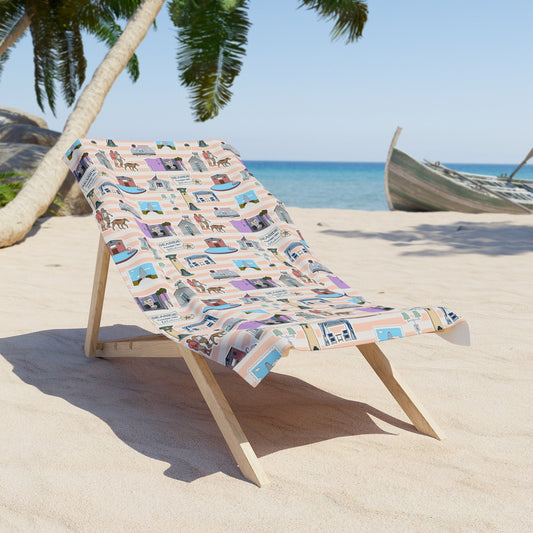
0, 143, 91, 216
0, 106, 91, 216
0, 142, 49, 176
0, 106, 48, 129
0, 123, 60, 146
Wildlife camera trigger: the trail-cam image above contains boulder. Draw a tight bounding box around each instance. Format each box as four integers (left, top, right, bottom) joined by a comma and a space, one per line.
0, 106, 91, 216
0, 123, 60, 146
0, 106, 48, 129
0, 142, 91, 216
0, 142, 49, 176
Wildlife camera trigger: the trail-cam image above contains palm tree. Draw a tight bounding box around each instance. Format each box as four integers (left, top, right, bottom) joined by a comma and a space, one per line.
0, 0, 143, 114
0, 0, 368, 247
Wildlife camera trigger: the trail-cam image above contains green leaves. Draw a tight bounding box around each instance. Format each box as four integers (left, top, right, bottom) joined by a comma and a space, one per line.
170, 0, 368, 122
72, 0, 141, 82
0, 173, 27, 208
0, 2, 27, 78
0, 0, 144, 114
1, 0, 369, 122
169, 0, 250, 122
299, 0, 368, 43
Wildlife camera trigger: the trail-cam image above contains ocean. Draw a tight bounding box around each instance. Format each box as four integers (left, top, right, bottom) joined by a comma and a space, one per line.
244, 161, 533, 211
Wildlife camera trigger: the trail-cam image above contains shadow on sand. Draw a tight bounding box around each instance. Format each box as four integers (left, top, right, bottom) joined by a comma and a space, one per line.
322, 220, 533, 256
0, 325, 418, 484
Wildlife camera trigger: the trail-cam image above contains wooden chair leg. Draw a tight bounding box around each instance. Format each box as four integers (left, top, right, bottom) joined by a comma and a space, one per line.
181, 349, 270, 487
356, 343, 443, 440
85, 236, 110, 357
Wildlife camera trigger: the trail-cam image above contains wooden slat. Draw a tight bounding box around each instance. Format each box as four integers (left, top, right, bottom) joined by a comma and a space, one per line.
85, 236, 110, 357
181, 349, 270, 487
96, 335, 187, 358
357, 343, 443, 440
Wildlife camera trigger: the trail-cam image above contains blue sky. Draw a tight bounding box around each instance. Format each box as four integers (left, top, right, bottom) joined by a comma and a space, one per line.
1, 0, 532, 163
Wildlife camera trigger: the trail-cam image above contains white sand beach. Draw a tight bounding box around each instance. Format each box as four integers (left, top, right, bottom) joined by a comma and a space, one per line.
1, 209, 532, 531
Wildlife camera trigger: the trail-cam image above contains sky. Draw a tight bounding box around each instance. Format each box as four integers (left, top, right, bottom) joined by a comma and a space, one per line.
1, 0, 532, 163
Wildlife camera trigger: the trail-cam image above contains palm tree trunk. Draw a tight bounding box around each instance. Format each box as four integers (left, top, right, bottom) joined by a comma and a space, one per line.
0, 0, 165, 248
0, 11, 31, 57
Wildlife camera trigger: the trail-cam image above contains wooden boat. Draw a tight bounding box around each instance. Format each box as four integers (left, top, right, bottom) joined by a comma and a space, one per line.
385, 127, 533, 214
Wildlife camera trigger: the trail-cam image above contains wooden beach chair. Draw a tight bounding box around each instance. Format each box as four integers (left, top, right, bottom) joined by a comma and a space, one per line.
63, 138, 469, 486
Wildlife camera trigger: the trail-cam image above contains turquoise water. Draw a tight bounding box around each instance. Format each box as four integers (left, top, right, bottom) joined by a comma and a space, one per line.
245, 160, 533, 211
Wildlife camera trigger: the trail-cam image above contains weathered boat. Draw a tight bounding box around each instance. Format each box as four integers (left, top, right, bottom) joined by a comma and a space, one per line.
385, 127, 533, 214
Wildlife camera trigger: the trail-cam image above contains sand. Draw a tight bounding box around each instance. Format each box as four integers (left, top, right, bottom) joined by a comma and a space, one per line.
1, 209, 532, 532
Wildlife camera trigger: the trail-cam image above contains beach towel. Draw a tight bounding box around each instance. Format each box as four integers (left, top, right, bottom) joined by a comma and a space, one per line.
63, 138, 465, 387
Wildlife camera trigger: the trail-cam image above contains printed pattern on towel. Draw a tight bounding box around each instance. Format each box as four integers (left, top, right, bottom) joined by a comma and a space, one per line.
63, 138, 463, 386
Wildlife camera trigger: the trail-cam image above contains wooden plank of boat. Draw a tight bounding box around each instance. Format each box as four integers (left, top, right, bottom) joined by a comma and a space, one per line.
423, 160, 532, 214
384, 128, 532, 214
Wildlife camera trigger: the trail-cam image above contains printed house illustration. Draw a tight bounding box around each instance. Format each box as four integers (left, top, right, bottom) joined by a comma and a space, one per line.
148, 176, 173, 191
146, 157, 186, 172
95, 150, 113, 169
214, 207, 239, 218
86, 189, 102, 210
274, 202, 293, 224
204, 238, 237, 254
283, 241, 311, 262
231, 210, 273, 233
210, 269, 239, 280
184, 254, 216, 268
182, 314, 218, 333
238, 236, 263, 251
173, 281, 196, 307
210, 173, 240, 191
118, 176, 135, 187
177, 216, 200, 236
279, 272, 303, 287
137, 220, 176, 239
230, 277, 278, 291
193, 190, 219, 203
225, 347, 248, 367
73, 153, 92, 180
134, 289, 172, 312
116, 176, 146, 194
188, 152, 208, 172
131, 144, 156, 156
107, 239, 137, 264
318, 319, 357, 347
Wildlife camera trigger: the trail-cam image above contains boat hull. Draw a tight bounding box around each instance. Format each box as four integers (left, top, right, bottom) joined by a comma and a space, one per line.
386, 148, 532, 214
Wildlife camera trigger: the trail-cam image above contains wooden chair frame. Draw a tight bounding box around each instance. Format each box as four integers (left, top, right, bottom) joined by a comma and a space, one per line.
86, 235, 442, 486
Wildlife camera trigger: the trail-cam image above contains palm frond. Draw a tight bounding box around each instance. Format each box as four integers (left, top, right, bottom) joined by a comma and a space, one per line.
86, 17, 140, 82
56, 25, 86, 106
29, 4, 58, 114
0, 1, 26, 39
0, 1, 27, 79
299, 0, 368, 43
67, 1, 141, 82
0, 51, 10, 78
169, 0, 250, 121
